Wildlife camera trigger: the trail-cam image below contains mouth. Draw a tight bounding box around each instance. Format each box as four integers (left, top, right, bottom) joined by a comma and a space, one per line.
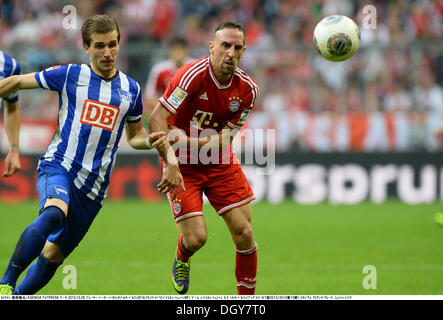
101, 60, 114, 66
224, 60, 235, 67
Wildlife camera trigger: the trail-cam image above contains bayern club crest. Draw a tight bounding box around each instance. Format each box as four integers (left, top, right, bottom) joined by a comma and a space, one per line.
173, 201, 182, 214
228, 96, 243, 112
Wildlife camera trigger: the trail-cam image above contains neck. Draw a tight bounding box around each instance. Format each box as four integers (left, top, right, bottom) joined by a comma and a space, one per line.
210, 57, 232, 84
91, 64, 117, 79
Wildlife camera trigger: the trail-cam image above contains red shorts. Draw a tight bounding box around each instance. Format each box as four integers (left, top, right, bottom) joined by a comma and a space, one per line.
162, 163, 255, 223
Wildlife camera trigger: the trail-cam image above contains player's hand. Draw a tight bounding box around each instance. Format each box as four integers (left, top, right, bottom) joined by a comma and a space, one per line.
149, 131, 167, 153
157, 164, 185, 201
3, 148, 21, 177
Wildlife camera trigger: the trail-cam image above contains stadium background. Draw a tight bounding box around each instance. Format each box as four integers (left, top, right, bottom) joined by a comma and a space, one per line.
0, 0, 442, 295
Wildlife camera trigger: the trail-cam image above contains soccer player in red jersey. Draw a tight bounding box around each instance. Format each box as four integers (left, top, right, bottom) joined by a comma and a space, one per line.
149, 21, 260, 295
143, 36, 194, 114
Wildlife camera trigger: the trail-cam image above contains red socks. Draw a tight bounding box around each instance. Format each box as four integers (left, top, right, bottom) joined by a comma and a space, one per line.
235, 242, 258, 295
176, 233, 257, 294
176, 233, 194, 262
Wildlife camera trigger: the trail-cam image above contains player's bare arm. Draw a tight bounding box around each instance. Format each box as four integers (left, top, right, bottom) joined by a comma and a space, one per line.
149, 102, 185, 200
170, 124, 237, 152
0, 73, 40, 97
3, 100, 21, 177
124, 121, 167, 153
1, 73, 44, 177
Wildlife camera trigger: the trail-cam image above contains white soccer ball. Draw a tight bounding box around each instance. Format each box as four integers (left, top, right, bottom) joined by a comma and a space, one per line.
313, 15, 360, 62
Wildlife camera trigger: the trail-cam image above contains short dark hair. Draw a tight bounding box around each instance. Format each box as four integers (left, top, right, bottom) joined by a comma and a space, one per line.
168, 36, 188, 48
214, 21, 245, 39
81, 15, 120, 47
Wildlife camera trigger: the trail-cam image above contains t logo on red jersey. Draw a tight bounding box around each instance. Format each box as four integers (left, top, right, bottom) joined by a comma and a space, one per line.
80, 99, 120, 131
192, 110, 215, 130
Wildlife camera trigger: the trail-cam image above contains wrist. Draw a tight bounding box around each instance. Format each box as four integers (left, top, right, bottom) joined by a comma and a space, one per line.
9, 144, 19, 152
145, 137, 152, 149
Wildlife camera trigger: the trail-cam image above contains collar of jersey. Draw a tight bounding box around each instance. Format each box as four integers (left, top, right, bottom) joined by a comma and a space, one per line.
87, 64, 120, 82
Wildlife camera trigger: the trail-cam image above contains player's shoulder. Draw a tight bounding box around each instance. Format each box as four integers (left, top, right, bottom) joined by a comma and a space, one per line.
181, 56, 208, 70
174, 56, 210, 90
117, 69, 142, 94
234, 67, 260, 101
0, 50, 16, 63
234, 67, 259, 88
0, 50, 21, 75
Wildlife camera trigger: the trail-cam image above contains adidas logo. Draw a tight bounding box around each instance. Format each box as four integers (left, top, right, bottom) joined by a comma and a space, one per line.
199, 92, 208, 100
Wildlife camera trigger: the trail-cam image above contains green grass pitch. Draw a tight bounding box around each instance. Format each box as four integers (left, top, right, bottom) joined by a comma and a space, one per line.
0, 200, 442, 295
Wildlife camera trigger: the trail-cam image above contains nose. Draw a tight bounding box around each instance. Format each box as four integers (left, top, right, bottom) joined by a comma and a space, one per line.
103, 47, 111, 57
227, 47, 235, 58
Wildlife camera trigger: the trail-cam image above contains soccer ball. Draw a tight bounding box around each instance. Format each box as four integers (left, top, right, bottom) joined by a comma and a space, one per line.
313, 15, 360, 62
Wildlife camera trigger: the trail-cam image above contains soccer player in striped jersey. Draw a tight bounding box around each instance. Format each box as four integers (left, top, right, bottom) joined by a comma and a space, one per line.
0, 15, 172, 295
149, 21, 260, 295
1, 50, 21, 178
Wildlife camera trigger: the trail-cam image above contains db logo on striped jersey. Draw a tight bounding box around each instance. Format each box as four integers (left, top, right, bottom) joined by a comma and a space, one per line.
80, 99, 120, 131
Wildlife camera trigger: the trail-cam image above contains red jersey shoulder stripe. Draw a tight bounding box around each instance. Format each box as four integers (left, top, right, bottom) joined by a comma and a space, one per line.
178, 57, 209, 91
234, 68, 260, 108
182, 61, 208, 91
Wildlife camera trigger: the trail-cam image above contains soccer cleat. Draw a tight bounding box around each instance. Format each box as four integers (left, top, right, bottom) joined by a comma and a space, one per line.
435, 212, 443, 227
172, 256, 190, 294
0, 284, 13, 295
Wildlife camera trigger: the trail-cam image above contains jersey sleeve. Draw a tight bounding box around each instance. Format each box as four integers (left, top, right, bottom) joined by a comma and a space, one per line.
226, 81, 260, 130
4, 59, 21, 103
126, 84, 143, 123
34, 65, 69, 92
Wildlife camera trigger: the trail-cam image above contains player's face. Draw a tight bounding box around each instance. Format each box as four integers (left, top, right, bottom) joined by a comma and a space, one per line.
169, 44, 189, 68
209, 28, 246, 81
84, 30, 120, 78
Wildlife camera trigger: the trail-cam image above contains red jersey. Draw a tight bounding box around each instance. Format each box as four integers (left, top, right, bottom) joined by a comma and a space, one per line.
159, 56, 260, 165
144, 57, 194, 99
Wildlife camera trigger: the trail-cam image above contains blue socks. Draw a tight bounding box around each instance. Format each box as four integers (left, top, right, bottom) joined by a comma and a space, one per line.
0, 205, 65, 289
13, 254, 61, 295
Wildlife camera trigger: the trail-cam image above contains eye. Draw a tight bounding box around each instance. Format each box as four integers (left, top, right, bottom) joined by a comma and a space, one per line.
95, 43, 105, 49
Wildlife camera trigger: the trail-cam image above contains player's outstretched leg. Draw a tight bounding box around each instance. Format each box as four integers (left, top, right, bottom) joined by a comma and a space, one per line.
13, 252, 62, 295
0, 206, 65, 291
172, 216, 208, 294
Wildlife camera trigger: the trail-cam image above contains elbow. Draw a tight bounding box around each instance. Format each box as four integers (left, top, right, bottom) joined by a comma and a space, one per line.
0, 76, 19, 98
147, 115, 155, 132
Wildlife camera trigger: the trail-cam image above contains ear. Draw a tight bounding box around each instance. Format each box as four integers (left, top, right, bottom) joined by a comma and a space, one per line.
83, 43, 90, 54
209, 40, 215, 55
241, 45, 247, 57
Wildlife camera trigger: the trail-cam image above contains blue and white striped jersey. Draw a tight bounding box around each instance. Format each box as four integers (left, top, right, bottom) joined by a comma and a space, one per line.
0, 50, 21, 102
34, 64, 143, 204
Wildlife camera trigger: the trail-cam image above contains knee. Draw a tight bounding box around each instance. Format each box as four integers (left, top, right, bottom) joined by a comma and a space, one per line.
40, 206, 65, 229
183, 231, 207, 252
232, 224, 255, 249
41, 242, 65, 264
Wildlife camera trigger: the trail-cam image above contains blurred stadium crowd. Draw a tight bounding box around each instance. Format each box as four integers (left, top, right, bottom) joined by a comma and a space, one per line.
0, 0, 442, 152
